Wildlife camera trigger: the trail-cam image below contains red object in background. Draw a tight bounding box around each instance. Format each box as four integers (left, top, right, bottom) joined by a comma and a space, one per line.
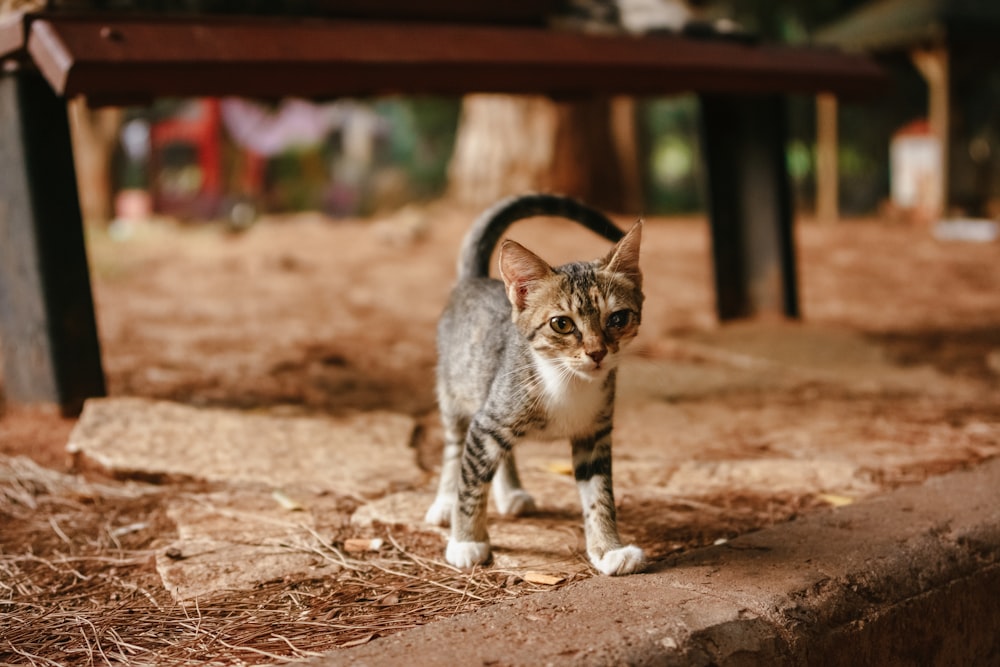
148, 98, 264, 219
149, 98, 222, 217
894, 119, 932, 137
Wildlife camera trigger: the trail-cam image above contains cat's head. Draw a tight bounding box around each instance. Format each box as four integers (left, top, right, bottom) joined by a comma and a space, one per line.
498, 221, 643, 380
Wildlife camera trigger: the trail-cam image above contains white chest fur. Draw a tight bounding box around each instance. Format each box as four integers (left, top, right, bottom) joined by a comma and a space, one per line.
531, 357, 610, 440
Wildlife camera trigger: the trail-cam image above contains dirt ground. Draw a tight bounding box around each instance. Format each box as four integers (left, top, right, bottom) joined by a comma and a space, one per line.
5, 202, 998, 463
2, 201, 1000, 663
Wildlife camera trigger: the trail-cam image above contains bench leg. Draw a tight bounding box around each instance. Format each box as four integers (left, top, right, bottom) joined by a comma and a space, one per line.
698, 93, 800, 321
0, 68, 105, 416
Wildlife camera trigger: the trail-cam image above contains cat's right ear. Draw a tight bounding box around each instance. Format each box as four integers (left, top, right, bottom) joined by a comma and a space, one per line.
603, 219, 643, 290
499, 240, 553, 310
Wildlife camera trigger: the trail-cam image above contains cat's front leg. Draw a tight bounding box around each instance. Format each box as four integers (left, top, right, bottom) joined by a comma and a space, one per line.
572, 428, 645, 576
446, 417, 508, 569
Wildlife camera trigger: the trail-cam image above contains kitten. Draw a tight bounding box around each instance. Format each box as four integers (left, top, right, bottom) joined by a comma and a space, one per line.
425, 193, 645, 576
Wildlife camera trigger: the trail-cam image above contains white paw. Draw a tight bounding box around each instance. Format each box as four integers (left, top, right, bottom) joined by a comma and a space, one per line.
446, 540, 491, 569
424, 497, 454, 526
591, 545, 645, 576
495, 489, 536, 517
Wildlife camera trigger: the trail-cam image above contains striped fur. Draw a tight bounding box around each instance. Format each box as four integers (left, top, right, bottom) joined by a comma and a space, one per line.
426, 194, 645, 576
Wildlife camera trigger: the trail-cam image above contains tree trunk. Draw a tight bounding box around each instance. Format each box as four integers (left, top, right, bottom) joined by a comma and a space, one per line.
448, 95, 558, 206
68, 99, 122, 224
448, 94, 639, 213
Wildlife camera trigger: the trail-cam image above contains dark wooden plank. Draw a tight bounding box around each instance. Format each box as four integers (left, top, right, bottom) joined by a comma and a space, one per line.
699, 94, 799, 320
243, 0, 558, 25
25, 16, 885, 103
0, 68, 105, 415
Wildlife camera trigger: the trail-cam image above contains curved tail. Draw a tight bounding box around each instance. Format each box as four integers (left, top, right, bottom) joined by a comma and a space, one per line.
457, 193, 624, 280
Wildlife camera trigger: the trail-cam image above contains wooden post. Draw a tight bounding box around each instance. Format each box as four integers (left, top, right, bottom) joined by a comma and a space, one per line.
0, 66, 105, 415
699, 94, 799, 321
609, 96, 644, 215
815, 92, 839, 225
911, 47, 949, 219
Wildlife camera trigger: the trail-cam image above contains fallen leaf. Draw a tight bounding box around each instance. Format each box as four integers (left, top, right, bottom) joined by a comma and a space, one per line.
523, 572, 565, 586
545, 462, 574, 476
271, 489, 304, 511
818, 493, 854, 507
344, 538, 384, 553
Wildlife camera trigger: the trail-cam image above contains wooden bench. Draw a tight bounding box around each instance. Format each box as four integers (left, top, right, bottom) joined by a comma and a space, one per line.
0, 11, 885, 414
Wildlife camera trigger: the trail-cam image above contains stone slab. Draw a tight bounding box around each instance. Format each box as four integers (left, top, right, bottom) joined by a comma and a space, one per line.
351, 488, 591, 575
68, 397, 420, 496
156, 487, 344, 601
660, 458, 874, 497
353, 431, 880, 575
301, 457, 1000, 666
622, 326, 986, 435
156, 536, 326, 602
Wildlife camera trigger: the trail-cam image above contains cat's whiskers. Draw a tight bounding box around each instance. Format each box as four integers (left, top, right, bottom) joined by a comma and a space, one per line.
497, 358, 552, 417
497, 360, 538, 383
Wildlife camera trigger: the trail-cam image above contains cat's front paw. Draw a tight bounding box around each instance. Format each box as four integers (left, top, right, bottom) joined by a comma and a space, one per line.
495, 489, 536, 517
446, 540, 491, 569
424, 497, 454, 527
591, 545, 645, 576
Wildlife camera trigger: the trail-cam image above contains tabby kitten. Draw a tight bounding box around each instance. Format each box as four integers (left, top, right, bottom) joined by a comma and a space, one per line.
425, 194, 645, 576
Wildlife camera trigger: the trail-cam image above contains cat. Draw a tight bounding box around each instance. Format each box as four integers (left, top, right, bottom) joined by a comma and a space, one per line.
425, 193, 645, 576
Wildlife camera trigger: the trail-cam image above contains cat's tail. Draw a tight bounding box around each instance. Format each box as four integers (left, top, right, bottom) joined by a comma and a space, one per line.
457, 193, 625, 280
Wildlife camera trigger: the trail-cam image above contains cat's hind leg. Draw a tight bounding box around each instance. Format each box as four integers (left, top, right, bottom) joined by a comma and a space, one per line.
424, 413, 468, 526
492, 450, 536, 517
572, 429, 645, 576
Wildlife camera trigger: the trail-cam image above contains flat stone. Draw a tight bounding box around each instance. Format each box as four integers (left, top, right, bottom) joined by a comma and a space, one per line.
661, 458, 875, 497
352, 489, 591, 575
66, 397, 421, 601
351, 490, 438, 533
156, 486, 346, 601
675, 323, 982, 398
618, 356, 797, 403
68, 397, 419, 496
156, 537, 328, 602
167, 487, 320, 542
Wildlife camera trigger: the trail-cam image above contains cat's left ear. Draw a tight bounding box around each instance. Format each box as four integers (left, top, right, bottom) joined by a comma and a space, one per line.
499, 240, 553, 310
603, 219, 643, 289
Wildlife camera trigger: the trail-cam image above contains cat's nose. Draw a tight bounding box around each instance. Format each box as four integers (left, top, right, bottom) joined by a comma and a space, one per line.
587, 348, 607, 364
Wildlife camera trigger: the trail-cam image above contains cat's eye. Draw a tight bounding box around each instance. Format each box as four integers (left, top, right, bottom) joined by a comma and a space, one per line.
607, 310, 631, 329
549, 316, 576, 334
